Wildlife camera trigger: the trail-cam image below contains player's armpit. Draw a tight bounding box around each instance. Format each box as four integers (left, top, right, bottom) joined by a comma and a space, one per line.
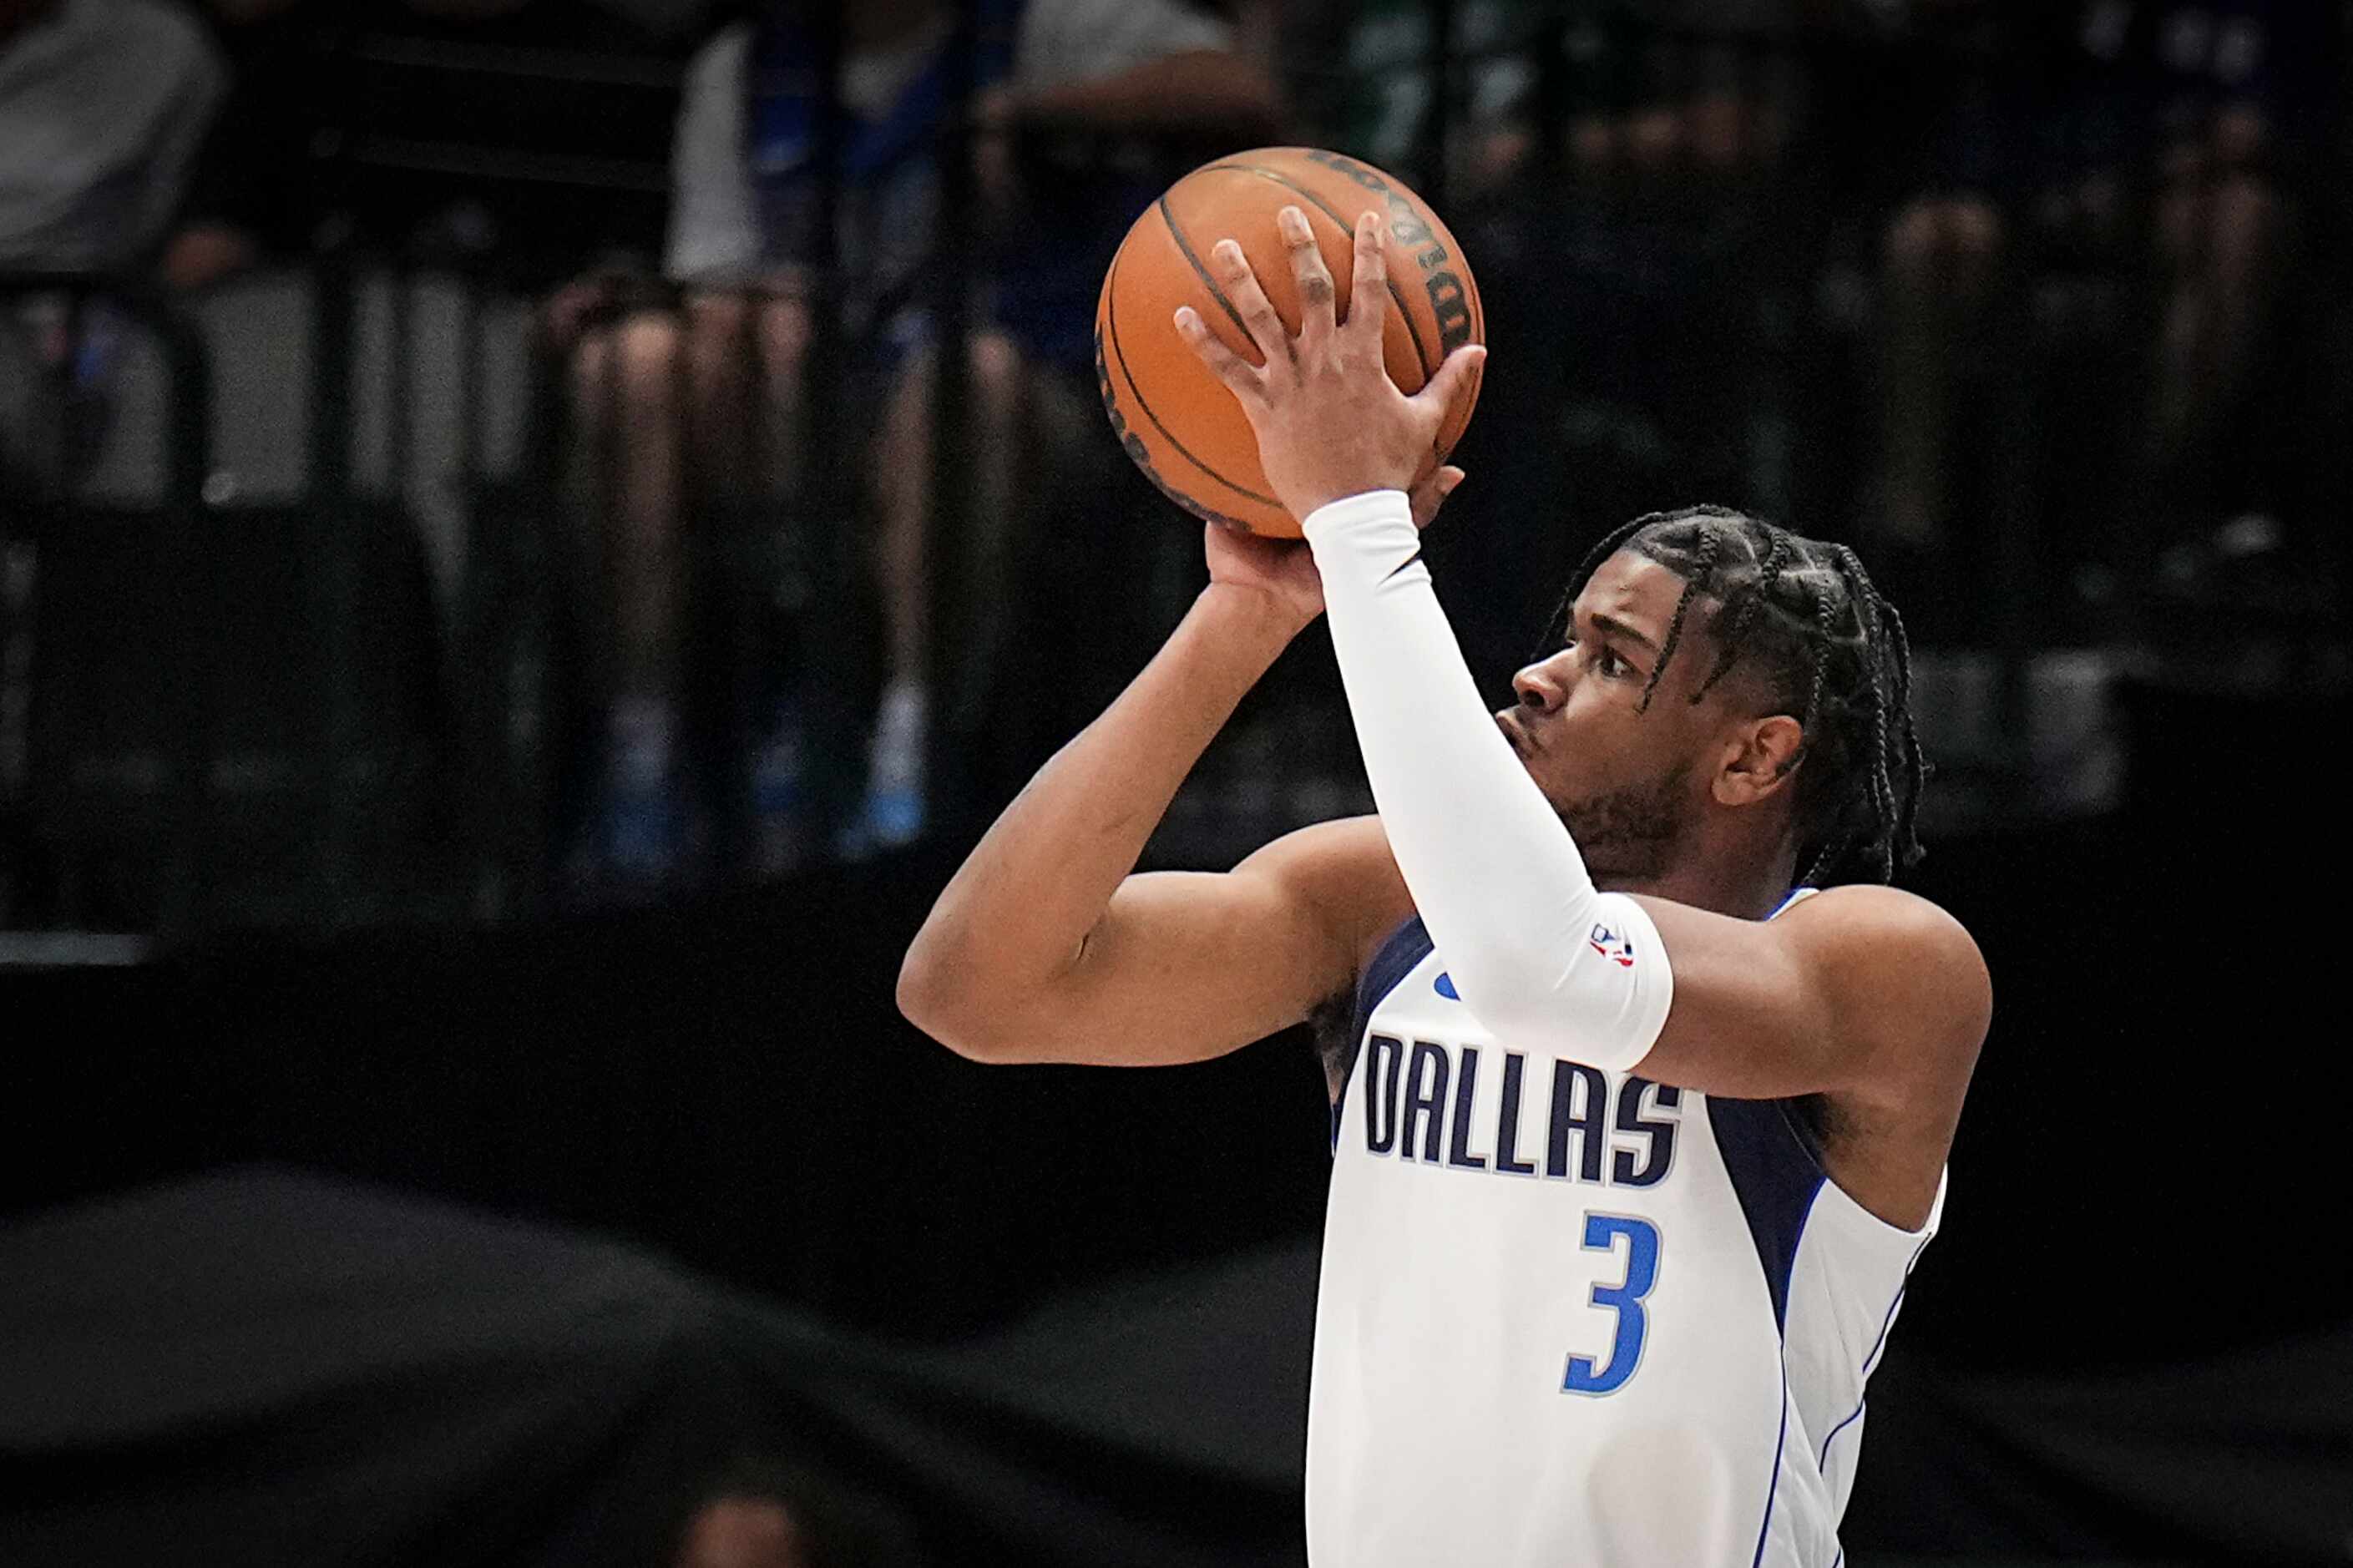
1627, 885, 1991, 1105
915, 816, 1409, 1067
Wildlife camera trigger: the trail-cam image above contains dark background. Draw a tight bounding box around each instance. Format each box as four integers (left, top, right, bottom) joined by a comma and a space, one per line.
7, 1, 2353, 1563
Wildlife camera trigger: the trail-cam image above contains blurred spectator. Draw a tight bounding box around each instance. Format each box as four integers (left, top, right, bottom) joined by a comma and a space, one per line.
1537, 0, 1808, 191
553, 0, 1278, 890
0, 0, 226, 273
1346, 0, 1832, 689
1333, 0, 1810, 202
197, 0, 716, 32
1870, 0, 2316, 604
168, 0, 716, 279
1, 0, 226, 492
161, 1, 310, 291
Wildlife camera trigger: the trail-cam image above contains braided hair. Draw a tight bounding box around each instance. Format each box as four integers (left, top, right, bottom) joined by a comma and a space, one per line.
1544, 505, 1928, 887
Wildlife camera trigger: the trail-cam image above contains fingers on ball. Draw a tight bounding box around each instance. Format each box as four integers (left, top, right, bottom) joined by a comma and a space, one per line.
1281, 207, 1337, 316
1177, 309, 1262, 396
1349, 211, 1388, 334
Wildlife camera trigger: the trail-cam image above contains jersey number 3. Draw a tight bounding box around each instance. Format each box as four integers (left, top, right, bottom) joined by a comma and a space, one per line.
1562, 1213, 1660, 1397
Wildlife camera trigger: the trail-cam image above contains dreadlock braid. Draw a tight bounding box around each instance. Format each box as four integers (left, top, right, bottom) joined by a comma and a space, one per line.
1550, 504, 1929, 886
1795, 574, 1834, 765
1830, 544, 1899, 883
1543, 504, 1755, 661
1640, 529, 1720, 712
1879, 595, 1929, 872
1693, 529, 1789, 703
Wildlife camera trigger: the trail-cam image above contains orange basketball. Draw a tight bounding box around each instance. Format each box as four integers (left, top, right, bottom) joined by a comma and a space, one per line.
1094, 147, 1485, 539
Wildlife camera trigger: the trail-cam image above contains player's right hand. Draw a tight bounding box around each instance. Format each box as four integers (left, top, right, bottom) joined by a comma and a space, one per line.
1201, 465, 1463, 632
1177, 208, 1484, 522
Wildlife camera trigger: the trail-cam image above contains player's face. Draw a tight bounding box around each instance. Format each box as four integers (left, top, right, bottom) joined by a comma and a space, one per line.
1495, 552, 1728, 880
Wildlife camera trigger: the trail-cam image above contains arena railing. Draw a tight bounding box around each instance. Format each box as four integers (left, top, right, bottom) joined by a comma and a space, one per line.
0, 256, 544, 943
5, 4, 2345, 946
1, 274, 214, 953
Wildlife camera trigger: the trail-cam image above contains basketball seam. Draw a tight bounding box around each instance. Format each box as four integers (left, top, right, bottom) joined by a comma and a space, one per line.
1156, 195, 1255, 346
1202, 163, 1438, 382
1104, 247, 1282, 512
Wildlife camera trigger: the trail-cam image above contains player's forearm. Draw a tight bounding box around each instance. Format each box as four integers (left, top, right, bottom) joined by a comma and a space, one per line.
1303, 494, 1581, 933
899, 584, 1300, 1026
1305, 493, 1672, 1070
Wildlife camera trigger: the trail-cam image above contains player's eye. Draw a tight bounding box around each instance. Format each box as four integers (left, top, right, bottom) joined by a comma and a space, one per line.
1563, 633, 1637, 680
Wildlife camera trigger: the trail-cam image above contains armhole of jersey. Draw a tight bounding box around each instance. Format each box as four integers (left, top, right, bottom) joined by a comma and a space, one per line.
1706, 886, 1832, 1329
1757, 883, 1949, 1247
1708, 1095, 1826, 1334
1331, 915, 1432, 1147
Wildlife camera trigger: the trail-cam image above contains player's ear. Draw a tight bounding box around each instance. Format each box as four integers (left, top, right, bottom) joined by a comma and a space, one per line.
1713, 715, 1804, 807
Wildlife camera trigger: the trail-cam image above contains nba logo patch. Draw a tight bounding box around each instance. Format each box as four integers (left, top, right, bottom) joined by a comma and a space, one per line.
1588, 923, 1636, 968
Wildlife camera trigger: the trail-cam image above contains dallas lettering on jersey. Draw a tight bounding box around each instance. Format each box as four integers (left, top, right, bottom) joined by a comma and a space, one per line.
1359, 1035, 1681, 1186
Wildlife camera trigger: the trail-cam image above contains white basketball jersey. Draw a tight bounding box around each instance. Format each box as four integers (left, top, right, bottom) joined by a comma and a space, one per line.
1307, 892, 1944, 1567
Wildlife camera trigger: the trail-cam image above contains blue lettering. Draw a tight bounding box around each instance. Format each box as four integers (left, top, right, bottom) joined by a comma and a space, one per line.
1546, 1061, 1607, 1182
1612, 1079, 1682, 1187
1446, 1045, 1490, 1170
1561, 1214, 1662, 1396
1358, 1042, 1679, 1194
1363, 1034, 1404, 1155
1494, 1051, 1536, 1176
1403, 1041, 1450, 1163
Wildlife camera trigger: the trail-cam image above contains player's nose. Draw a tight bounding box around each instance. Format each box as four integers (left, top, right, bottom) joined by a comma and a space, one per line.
1511, 662, 1566, 714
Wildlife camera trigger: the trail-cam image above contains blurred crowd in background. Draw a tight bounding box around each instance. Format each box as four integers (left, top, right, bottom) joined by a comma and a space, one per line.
3, 0, 2346, 931
8, 9, 2351, 1565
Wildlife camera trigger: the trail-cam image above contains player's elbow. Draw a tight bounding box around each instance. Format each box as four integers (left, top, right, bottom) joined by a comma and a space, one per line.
895, 946, 984, 1058
895, 946, 1037, 1064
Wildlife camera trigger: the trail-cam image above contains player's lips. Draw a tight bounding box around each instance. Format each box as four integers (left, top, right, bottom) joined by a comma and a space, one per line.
1495, 710, 1536, 757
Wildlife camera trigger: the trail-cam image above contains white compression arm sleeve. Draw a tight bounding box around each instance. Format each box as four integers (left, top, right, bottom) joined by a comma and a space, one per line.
1302, 489, 1674, 1071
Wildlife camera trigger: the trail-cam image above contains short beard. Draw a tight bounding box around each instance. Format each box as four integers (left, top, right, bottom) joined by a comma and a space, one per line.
1552, 760, 1690, 883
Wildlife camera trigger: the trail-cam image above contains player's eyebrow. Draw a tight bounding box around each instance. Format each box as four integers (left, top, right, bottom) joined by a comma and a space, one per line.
1568, 609, 1660, 655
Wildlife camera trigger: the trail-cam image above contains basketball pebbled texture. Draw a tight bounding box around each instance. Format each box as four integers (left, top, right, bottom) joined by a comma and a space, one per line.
1095, 146, 1485, 539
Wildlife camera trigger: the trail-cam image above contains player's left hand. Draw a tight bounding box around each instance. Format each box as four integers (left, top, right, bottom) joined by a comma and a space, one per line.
1175, 205, 1485, 522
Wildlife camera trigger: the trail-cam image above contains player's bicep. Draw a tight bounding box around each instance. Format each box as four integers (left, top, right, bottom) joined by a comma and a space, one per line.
1631, 888, 1990, 1100
1058, 872, 1338, 1060
1033, 817, 1404, 1066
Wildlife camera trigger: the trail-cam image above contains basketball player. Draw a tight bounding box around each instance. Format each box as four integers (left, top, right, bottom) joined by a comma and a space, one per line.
899, 206, 1990, 1565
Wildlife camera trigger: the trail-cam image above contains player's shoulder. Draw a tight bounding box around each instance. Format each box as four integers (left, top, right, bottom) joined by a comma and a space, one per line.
1780, 884, 1991, 1056
1776, 883, 1984, 971
1781, 881, 1971, 938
